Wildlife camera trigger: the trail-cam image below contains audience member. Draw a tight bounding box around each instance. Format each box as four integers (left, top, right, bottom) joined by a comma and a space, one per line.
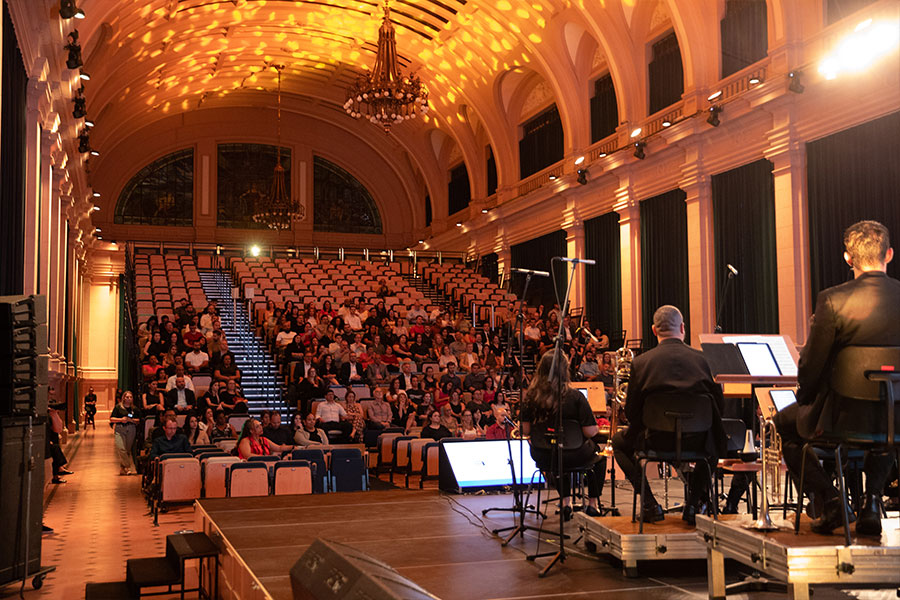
219, 379, 249, 414
263, 412, 294, 446
294, 413, 329, 446
237, 418, 295, 459
420, 410, 453, 441
366, 388, 393, 431
183, 414, 211, 446
165, 375, 196, 414
316, 390, 352, 443
344, 390, 365, 443
149, 417, 191, 460
214, 353, 241, 383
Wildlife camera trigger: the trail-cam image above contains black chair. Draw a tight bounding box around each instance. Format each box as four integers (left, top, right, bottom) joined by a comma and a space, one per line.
530, 419, 603, 511
632, 392, 718, 533
795, 346, 900, 545
331, 447, 368, 491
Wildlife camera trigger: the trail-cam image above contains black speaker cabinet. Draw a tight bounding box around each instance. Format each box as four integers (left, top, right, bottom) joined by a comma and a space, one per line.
290, 538, 439, 600
0, 417, 45, 586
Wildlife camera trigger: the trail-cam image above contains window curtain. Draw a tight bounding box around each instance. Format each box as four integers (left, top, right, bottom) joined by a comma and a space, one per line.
641, 189, 690, 349
648, 32, 684, 114
479, 252, 498, 283
510, 230, 566, 309
425, 195, 432, 227
519, 105, 564, 179
0, 1, 28, 295
447, 162, 471, 215
720, 0, 768, 77
584, 212, 622, 339
590, 74, 618, 143
486, 146, 498, 196
807, 111, 900, 303
712, 159, 778, 334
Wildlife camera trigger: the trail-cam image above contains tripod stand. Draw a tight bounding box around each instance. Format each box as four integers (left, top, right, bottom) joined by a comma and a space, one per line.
483, 270, 546, 539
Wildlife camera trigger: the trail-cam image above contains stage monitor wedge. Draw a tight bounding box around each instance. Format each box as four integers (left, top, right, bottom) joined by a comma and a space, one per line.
290, 538, 439, 600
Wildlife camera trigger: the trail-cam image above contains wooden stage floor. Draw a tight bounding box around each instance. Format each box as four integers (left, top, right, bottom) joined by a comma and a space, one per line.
196, 490, 899, 600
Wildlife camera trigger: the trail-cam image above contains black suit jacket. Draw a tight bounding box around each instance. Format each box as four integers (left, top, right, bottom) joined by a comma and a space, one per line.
339, 362, 368, 386
796, 271, 900, 438
164, 388, 196, 411
624, 338, 726, 458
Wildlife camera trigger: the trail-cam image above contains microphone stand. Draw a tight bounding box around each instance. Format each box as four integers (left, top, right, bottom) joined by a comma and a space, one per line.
484, 272, 545, 533
713, 268, 737, 334
526, 260, 579, 577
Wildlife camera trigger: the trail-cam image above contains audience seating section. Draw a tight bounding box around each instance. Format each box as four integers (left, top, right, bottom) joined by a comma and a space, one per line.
134, 253, 209, 322
227, 462, 271, 497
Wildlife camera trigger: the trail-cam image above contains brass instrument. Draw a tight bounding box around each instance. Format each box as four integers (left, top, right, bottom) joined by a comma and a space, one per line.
599, 347, 633, 457
746, 415, 781, 530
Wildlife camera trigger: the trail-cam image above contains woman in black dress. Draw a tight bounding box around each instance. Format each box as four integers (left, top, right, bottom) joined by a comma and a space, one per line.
519, 351, 606, 519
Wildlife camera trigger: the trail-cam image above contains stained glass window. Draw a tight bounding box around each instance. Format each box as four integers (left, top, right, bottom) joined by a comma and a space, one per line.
115, 149, 193, 226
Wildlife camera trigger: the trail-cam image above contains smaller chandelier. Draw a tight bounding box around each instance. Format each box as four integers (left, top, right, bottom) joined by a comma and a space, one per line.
344, 1, 429, 132
252, 65, 303, 231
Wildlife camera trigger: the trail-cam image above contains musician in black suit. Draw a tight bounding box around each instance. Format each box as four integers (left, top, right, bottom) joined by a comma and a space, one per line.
611, 305, 726, 524
775, 220, 900, 536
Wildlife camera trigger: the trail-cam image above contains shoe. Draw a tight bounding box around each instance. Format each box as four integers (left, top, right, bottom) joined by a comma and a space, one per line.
561, 506, 573, 522
51, 477, 66, 484
856, 494, 883, 536
722, 501, 740, 515
805, 492, 824, 519
682, 504, 697, 525
120, 466, 128, 476
584, 505, 602, 518
810, 497, 855, 535
642, 503, 665, 523
58, 468, 74, 475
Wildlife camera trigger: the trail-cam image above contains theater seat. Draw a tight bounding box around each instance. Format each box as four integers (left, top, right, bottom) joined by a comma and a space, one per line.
228, 462, 270, 497
273, 460, 314, 495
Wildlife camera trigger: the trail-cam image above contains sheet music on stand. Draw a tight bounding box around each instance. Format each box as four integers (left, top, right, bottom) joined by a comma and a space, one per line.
698, 334, 799, 385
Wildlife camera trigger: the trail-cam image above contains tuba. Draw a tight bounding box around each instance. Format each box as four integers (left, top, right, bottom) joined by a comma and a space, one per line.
599, 346, 633, 456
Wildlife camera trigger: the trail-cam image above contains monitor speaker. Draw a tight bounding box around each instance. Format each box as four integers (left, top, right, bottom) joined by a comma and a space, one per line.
290, 538, 438, 600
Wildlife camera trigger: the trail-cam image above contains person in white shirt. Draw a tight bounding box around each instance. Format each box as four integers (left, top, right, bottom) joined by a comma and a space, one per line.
165, 365, 195, 392
184, 340, 210, 374
315, 390, 352, 442
275, 321, 296, 351
407, 302, 427, 323
345, 308, 363, 332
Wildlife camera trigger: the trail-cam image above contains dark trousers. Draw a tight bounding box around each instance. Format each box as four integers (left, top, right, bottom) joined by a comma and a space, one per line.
530, 441, 606, 498
612, 429, 711, 507
774, 402, 895, 501
322, 420, 352, 444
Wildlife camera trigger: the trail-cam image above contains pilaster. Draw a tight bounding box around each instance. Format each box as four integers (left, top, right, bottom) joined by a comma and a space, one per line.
680, 148, 715, 346
614, 174, 641, 342
561, 205, 586, 312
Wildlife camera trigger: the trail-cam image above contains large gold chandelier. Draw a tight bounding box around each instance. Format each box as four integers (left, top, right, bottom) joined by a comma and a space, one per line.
252, 65, 303, 230
344, 1, 429, 132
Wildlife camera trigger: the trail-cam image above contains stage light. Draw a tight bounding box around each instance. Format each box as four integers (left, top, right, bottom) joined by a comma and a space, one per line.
79, 71, 90, 81
72, 97, 86, 119
78, 132, 91, 153
788, 71, 804, 94
576, 169, 588, 185
92, 206, 100, 211
548, 173, 557, 181
633, 141, 646, 160
84, 119, 94, 127
455, 222, 462, 227
574, 155, 585, 166
249, 245, 261, 257
662, 119, 672, 127
59, 0, 84, 19
707, 105, 723, 127
818, 19, 900, 80
481, 208, 488, 213
64, 31, 83, 69
92, 191, 101, 197
630, 127, 642, 138
707, 90, 723, 101
749, 75, 763, 85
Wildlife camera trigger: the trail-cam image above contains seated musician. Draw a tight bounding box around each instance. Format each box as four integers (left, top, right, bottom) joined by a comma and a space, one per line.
611, 305, 726, 525
519, 352, 607, 520
774, 220, 900, 536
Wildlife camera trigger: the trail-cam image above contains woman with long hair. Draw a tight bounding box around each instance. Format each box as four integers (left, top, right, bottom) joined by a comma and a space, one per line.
440, 404, 459, 436
183, 414, 211, 446
459, 410, 484, 440
519, 352, 607, 519
110, 391, 140, 475
237, 418, 294, 459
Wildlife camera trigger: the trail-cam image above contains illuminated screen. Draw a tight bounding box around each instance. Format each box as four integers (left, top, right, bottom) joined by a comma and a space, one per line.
738, 342, 781, 377
441, 440, 544, 488
769, 389, 797, 412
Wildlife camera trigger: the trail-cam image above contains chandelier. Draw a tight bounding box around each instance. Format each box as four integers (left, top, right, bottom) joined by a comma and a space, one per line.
252, 65, 303, 230
344, 1, 429, 132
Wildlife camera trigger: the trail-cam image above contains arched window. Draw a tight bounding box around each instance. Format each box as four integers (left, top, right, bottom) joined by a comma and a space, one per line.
313, 156, 382, 234
115, 149, 193, 226
217, 143, 291, 229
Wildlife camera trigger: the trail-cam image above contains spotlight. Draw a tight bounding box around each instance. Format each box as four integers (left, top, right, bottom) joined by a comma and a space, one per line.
707, 90, 723, 101
59, 0, 84, 19
84, 119, 95, 127
92, 206, 100, 211
92, 191, 100, 197
576, 169, 588, 185
249, 245, 261, 257
78, 132, 91, 153
662, 119, 672, 127
630, 127, 642, 138
72, 96, 86, 119
788, 71, 804, 94
79, 71, 90, 81
64, 31, 83, 70
481, 208, 488, 213
574, 155, 585, 166
749, 75, 763, 85
633, 141, 646, 160
548, 173, 557, 181
455, 222, 462, 227
706, 105, 723, 127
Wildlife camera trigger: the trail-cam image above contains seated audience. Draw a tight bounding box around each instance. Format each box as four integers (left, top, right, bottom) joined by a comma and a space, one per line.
316, 390, 353, 443
237, 418, 295, 459
263, 411, 294, 446
184, 340, 210, 374
219, 379, 248, 414
339, 352, 367, 386
344, 390, 365, 443
459, 410, 484, 440
149, 417, 191, 459
183, 414, 211, 446
366, 387, 393, 431
165, 364, 195, 392
208, 410, 237, 441
214, 353, 241, 383
165, 375, 196, 414
294, 412, 329, 446
420, 409, 453, 441
392, 391, 417, 433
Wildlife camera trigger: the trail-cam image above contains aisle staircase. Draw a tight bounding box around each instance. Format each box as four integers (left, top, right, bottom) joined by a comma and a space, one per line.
402, 274, 451, 309
199, 270, 283, 414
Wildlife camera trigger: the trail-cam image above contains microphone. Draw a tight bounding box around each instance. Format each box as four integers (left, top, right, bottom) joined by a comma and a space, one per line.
726, 263, 739, 276
510, 267, 550, 277
553, 257, 596, 265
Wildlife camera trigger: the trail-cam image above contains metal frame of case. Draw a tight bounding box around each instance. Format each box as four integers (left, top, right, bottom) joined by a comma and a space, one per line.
697, 514, 900, 600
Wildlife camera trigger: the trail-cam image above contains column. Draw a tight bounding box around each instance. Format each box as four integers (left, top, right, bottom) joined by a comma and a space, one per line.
614, 176, 641, 342
37, 131, 54, 315
766, 110, 811, 346
48, 168, 64, 362
681, 152, 716, 346
23, 84, 43, 295
564, 221, 586, 313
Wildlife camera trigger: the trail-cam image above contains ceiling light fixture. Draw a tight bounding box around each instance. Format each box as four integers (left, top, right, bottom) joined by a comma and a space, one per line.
251, 65, 303, 231
92, 191, 100, 197
574, 156, 585, 166
598, 152, 608, 158
707, 90, 723, 101
633, 141, 646, 160
344, 1, 429, 132
84, 118, 94, 127
481, 208, 488, 213
748, 75, 762, 85
92, 206, 100, 211
79, 71, 90, 81
548, 173, 558, 181
630, 127, 642, 138
418, 239, 424, 244
662, 119, 672, 127
64, 31, 83, 70
455, 222, 462, 227
706, 105, 723, 127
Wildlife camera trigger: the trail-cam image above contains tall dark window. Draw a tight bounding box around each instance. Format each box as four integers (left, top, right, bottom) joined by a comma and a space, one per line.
486, 146, 498, 196
648, 32, 684, 114
519, 105, 564, 179
584, 212, 622, 338
479, 252, 499, 283
590, 74, 619, 143
1, 0, 27, 294
720, 0, 768, 77
115, 149, 194, 226
641, 189, 689, 348
447, 162, 471, 215
313, 156, 382, 234
217, 143, 289, 229
425, 195, 432, 227
807, 111, 900, 302
826, 0, 877, 25
712, 159, 778, 334
510, 230, 566, 309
